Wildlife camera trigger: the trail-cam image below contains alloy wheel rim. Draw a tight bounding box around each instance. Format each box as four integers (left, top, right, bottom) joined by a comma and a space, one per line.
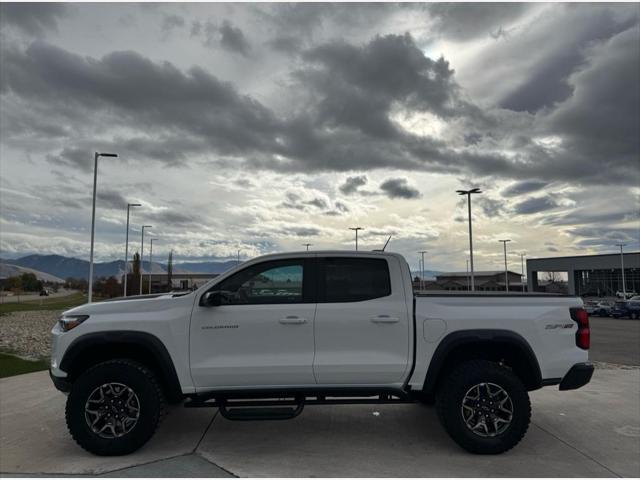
84, 382, 140, 438
461, 382, 513, 437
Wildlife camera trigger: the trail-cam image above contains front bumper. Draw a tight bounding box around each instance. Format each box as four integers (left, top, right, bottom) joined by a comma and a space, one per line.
49, 369, 71, 393
559, 362, 594, 391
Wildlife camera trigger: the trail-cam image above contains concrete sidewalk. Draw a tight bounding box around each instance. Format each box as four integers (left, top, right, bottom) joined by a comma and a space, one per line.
1, 368, 638, 477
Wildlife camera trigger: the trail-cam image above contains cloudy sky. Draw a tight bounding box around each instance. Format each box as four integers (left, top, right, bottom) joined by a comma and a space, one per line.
1, 2, 639, 272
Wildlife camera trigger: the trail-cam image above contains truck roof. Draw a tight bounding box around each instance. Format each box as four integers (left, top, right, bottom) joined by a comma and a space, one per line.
245, 250, 406, 262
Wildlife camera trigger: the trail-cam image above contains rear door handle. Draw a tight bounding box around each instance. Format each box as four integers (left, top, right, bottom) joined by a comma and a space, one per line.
370, 315, 400, 324
279, 316, 307, 324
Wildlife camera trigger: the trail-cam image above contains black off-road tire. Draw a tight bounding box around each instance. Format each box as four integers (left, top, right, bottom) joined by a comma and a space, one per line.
436, 360, 531, 454
66, 359, 165, 456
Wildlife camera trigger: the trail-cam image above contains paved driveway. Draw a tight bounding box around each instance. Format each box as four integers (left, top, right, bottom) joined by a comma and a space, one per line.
1, 368, 638, 477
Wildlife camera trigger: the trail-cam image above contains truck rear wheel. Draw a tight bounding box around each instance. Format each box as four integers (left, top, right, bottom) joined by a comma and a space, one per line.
66, 359, 165, 456
436, 360, 530, 454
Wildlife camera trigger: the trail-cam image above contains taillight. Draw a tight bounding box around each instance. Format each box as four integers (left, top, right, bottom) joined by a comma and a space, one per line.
570, 307, 590, 350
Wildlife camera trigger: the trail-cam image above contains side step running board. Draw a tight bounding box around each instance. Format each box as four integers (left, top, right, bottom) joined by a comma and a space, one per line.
219, 401, 305, 421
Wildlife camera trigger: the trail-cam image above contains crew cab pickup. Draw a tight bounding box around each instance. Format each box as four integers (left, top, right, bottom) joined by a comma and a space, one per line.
50, 251, 593, 456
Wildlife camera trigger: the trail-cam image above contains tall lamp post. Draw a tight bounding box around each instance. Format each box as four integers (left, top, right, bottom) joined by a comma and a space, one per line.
123, 203, 141, 297
140, 225, 152, 295
88, 151, 118, 303
349, 227, 363, 250
520, 252, 526, 292
499, 239, 511, 292
466, 259, 470, 291
616, 243, 627, 297
456, 188, 482, 291
418, 250, 427, 291
148, 238, 157, 294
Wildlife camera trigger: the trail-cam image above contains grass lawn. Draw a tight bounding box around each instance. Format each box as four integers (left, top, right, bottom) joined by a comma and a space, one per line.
0, 292, 88, 315
0, 352, 49, 378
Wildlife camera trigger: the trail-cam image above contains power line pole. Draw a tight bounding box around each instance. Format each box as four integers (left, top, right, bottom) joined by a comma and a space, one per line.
499, 239, 511, 292
302, 243, 312, 251
349, 227, 363, 250
456, 188, 482, 291
237, 250, 241, 266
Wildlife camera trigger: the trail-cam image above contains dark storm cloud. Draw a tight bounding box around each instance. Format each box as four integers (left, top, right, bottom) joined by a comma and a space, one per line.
541, 26, 640, 185
499, 7, 638, 113
379, 178, 421, 200
0, 3, 68, 36
300, 33, 460, 124
513, 196, 559, 215
1, 41, 281, 160
161, 14, 185, 36
427, 3, 531, 41
339, 175, 368, 195
1, 26, 638, 186
267, 35, 302, 55
97, 190, 127, 209
501, 180, 548, 197
219, 21, 251, 57
476, 197, 505, 218
46, 147, 94, 173
305, 198, 329, 209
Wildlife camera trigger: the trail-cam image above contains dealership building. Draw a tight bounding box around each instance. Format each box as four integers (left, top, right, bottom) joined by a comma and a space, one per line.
526, 252, 640, 296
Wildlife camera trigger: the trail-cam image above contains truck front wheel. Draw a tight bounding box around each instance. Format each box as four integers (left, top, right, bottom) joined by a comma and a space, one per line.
436, 360, 531, 454
65, 359, 165, 456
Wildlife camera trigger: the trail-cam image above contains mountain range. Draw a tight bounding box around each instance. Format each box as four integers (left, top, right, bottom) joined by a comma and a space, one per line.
0, 254, 239, 281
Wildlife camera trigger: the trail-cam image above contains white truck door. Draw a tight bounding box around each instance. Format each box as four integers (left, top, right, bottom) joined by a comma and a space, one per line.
313, 255, 411, 385
190, 258, 317, 389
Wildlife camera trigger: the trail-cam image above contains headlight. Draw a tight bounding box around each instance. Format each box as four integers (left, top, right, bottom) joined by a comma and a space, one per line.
59, 314, 89, 332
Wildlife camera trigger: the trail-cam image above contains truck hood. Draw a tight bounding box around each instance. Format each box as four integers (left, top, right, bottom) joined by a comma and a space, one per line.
62, 291, 194, 316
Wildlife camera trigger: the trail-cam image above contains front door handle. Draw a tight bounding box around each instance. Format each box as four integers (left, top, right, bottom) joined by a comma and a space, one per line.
279, 316, 307, 324
370, 315, 400, 323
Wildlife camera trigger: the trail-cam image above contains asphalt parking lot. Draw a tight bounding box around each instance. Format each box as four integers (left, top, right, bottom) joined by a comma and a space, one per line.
589, 316, 640, 365
1, 367, 638, 478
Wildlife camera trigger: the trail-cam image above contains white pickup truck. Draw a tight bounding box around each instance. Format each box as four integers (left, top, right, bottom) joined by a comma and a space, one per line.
50, 251, 593, 456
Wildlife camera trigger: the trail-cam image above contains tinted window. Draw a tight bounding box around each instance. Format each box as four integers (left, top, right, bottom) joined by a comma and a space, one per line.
321, 257, 391, 302
213, 260, 304, 305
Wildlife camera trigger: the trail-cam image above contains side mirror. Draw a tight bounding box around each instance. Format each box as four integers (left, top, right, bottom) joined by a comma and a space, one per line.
202, 291, 222, 307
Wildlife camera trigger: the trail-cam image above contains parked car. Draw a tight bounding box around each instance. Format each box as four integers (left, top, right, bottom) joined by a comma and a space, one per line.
611, 301, 630, 318
583, 301, 598, 315
627, 300, 640, 320
50, 251, 593, 456
594, 301, 613, 317
616, 291, 638, 299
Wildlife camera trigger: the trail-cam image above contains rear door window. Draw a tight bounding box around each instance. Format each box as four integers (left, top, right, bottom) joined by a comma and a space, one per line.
319, 257, 391, 303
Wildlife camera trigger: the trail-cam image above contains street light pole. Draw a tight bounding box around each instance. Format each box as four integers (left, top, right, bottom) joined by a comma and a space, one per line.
617, 243, 627, 297
499, 239, 511, 292
123, 203, 141, 297
140, 225, 152, 295
520, 253, 526, 292
88, 151, 118, 303
456, 188, 482, 291
149, 238, 157, 294
418, 251, 427, 291
466, 259, 470, 291
349, 227, 363, 250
